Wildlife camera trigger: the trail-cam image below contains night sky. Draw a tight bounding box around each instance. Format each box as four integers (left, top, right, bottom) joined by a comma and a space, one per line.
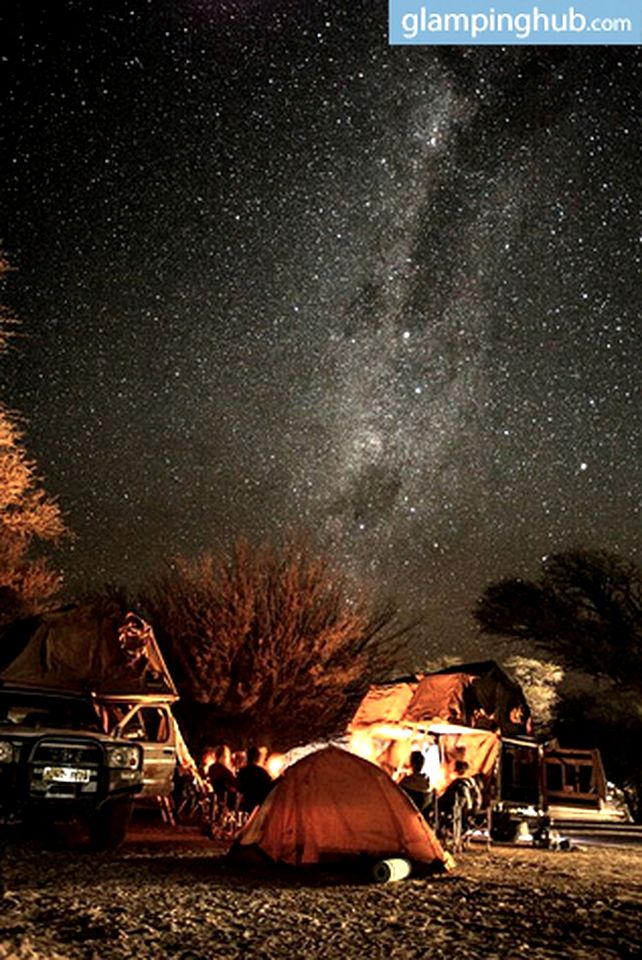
1, 1, 640, 660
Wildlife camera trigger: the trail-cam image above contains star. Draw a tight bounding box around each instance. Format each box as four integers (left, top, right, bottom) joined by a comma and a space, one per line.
0, 6, 639, 660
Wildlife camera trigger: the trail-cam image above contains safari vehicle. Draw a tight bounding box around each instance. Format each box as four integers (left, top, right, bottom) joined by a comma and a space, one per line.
0, 685, 143, 848
348, 666, 629, 843
0, 602, 194, 841
493, 736, 629, 837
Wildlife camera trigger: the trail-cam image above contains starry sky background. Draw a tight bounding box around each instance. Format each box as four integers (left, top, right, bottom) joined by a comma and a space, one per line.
1, 1, 640, 661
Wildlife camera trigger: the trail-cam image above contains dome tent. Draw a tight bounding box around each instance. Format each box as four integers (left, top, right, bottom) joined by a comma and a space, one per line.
232, 745, 445, 869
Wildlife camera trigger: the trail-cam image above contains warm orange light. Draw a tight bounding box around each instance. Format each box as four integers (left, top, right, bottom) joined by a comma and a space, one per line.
266, 752, 286, 779
348, 730, 377, 762
368, 723, 414, 741
201, 748, 217, 775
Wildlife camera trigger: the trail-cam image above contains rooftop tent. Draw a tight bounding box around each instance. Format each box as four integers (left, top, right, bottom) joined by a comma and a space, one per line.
426, 660, 532, 735
349, 680, 417, 728
349, 660, 531, 737
403, 672, 477, 726
233, 745, 445, 868
0, 603, 177, 699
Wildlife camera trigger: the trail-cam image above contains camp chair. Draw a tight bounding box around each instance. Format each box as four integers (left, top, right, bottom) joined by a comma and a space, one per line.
206, 789, 247, 840
451, 792, 468, 853
462, 802, 493, 849
435, 778, 484, 853
174, 772, 211, 827
157, 794, 177, 828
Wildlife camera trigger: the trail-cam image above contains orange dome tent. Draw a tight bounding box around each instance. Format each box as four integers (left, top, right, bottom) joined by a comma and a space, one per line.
232, 746, 445, 868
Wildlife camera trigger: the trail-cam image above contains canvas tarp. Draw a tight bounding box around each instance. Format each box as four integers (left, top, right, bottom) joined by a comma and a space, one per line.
404, 673, 477, 725
0, 603, 177, 698
427, 723, 500, 796
349, 681, 416, 728
234, 746, 445, 867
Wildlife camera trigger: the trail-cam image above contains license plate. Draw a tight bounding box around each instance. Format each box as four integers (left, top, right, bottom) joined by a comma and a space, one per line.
42, 766, 91, 784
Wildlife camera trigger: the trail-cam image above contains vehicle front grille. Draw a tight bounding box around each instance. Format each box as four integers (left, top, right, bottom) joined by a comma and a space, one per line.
31, 742, 102, 766
28, 739, 102, 799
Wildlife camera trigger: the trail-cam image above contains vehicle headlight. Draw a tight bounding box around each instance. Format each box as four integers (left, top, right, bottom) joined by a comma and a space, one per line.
0, 740, 13, 764
106, 744, 141, 770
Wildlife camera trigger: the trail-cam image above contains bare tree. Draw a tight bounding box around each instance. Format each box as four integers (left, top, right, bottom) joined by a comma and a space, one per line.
141, 539, 409, 752
0, 254, 68, 624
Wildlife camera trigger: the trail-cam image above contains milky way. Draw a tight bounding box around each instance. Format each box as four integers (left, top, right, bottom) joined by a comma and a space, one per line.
1, 1, 640, 658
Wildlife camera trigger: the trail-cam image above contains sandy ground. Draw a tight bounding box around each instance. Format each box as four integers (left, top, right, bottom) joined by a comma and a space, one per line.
1, 820, 641, 960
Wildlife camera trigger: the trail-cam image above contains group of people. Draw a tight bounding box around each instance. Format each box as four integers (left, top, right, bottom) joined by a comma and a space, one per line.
205, 743, 274, 815
202, 742, 485, 845
399, 751, 486, 841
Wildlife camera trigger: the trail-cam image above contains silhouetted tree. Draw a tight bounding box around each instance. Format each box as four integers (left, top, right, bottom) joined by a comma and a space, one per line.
503, 655, 564, 737
141, 539, 409, 753
476, 550, 642, 812
0, 255, 68, 624
474, 549, 642, 693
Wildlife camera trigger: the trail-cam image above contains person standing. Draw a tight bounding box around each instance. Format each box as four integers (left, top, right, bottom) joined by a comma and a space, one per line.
207, 743, 239, 808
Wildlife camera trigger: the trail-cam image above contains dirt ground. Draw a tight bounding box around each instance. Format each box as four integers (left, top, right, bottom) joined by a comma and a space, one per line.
1, 820, 641, 960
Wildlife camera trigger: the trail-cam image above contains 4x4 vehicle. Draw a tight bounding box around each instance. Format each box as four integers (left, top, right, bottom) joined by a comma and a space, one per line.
0, 686, 144, 848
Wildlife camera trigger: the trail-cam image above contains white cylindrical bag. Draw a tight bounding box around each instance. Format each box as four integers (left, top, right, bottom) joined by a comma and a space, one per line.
372, 858, 412, 883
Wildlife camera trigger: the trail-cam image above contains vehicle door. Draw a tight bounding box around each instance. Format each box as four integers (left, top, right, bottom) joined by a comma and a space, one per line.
115, 704, 177, 797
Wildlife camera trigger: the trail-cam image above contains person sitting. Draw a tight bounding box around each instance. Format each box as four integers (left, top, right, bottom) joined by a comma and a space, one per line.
236, 744, 274, 814
207, 743, 239, 809
455, 762, 484, 820
437, 760, 484, 840
399, 751, 433, 816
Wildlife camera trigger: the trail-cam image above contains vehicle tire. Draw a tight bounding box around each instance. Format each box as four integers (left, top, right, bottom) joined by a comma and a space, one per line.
22, 809, 74, 848
89, 799, 133, 850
